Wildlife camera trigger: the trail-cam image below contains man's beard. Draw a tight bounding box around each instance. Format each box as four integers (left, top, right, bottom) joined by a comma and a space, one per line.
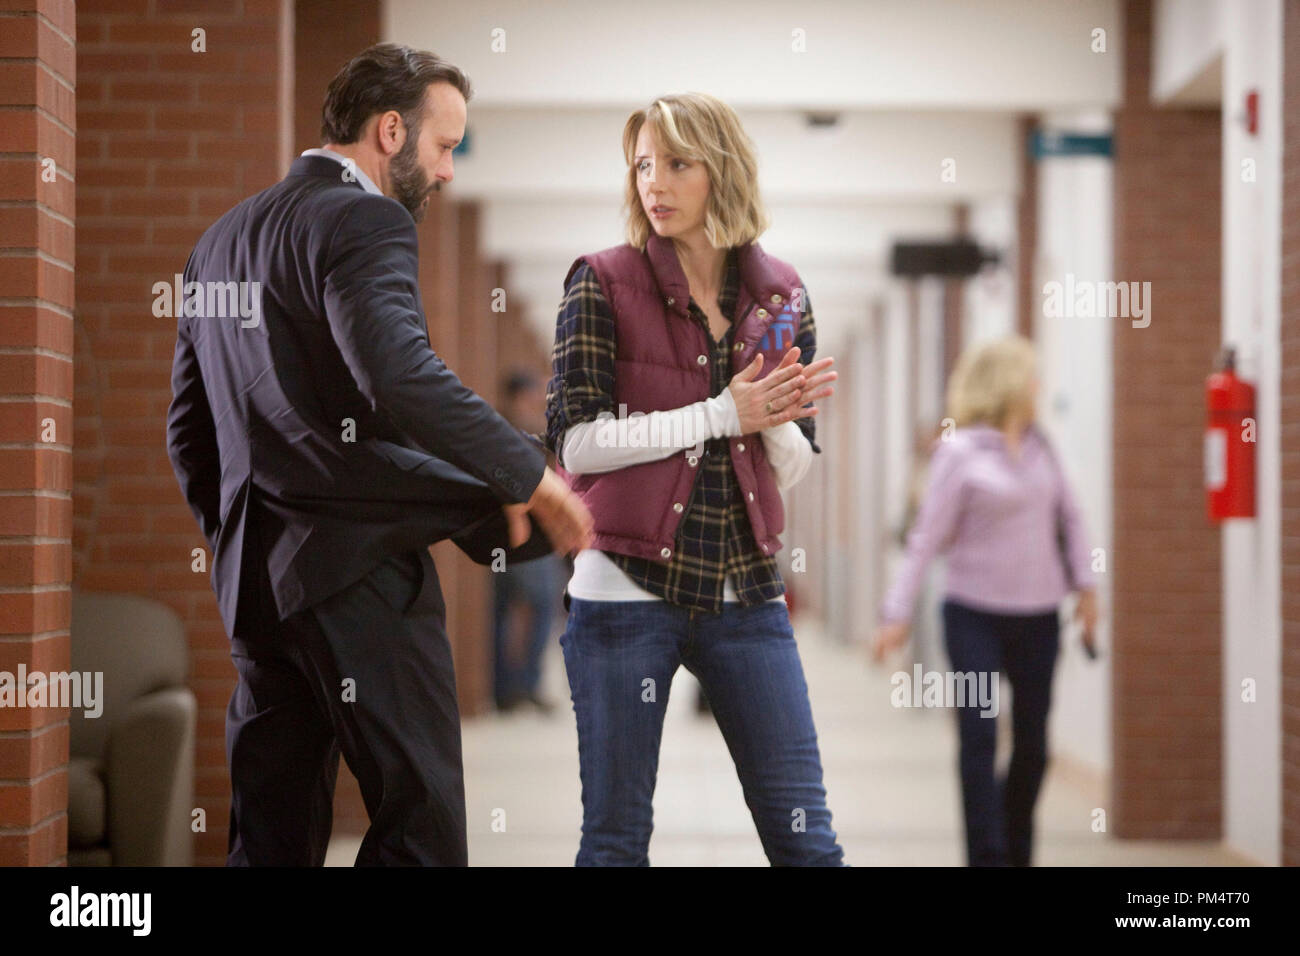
390, 129, 436, 222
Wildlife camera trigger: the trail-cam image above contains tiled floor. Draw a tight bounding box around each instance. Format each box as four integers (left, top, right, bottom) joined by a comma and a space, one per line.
325, 613, 1254, 867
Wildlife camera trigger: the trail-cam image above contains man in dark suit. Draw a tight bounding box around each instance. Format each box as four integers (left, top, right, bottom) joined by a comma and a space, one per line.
165, 43, 592, 866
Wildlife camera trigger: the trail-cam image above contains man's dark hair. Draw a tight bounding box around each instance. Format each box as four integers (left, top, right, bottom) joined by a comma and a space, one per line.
320, 43, 472, 145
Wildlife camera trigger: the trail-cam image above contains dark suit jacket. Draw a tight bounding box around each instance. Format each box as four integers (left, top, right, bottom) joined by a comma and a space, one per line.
166, 154, 552, 637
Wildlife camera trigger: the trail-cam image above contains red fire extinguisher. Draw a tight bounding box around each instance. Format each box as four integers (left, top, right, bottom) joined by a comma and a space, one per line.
1205, 347, 1256, 521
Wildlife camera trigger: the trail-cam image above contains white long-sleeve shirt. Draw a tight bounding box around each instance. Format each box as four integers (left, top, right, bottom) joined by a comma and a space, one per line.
562, 387, 812, 601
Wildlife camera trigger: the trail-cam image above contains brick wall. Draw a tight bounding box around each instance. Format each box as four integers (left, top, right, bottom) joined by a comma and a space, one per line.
0, 0, 75, 868
1111, 0, 1223, 838
74, 0, 289, 866
1280, 0, 1300, 866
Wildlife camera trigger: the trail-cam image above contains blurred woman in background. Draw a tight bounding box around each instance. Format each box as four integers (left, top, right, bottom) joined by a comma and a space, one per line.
545, 92, 842, 866
872, 335, 1100, 866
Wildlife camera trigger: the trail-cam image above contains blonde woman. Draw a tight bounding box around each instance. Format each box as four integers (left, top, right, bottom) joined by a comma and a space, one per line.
872, 335, 1099, 866
544, 92, 843, 865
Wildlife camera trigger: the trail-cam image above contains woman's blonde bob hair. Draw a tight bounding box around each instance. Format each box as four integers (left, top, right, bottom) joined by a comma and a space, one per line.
945, 334, 1038, 428
621, 92, 770, 250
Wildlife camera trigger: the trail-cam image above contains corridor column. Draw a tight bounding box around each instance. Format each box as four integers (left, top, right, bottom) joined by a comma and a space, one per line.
1280, 0, 1300, 866
0, 0, 76, 866
1111, 0, 1223, 838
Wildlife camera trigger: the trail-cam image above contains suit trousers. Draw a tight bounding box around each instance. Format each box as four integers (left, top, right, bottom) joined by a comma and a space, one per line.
225, 546, 467, 866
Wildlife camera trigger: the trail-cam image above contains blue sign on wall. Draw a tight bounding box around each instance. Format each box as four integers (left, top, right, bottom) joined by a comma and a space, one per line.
1030, 130, 1112, 158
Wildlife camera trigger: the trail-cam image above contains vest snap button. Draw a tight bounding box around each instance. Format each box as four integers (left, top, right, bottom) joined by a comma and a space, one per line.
756, 308, 768, 318
666, 297, 675, 307
770, 294, 782, 304
687, 456, 698, 467
733, 342, 743, 352
737, 442, 745, 452
748, 491, 755, 501
672, 502, 683, 513
660, 547, 671, 558
696, 354, 707, 365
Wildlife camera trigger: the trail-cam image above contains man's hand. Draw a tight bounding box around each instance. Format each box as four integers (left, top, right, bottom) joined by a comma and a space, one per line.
502, 467, 594, 556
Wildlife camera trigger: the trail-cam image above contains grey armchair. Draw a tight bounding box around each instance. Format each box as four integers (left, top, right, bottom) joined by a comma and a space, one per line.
68, 590, 196, 866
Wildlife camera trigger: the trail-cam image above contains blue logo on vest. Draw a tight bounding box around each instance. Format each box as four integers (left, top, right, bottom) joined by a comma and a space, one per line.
758, 305, 797, 353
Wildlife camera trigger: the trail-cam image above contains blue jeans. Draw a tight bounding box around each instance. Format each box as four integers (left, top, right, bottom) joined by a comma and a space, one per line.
942, 599, 1060, 867
559, 596, 844, 866
492, 554, 563, 703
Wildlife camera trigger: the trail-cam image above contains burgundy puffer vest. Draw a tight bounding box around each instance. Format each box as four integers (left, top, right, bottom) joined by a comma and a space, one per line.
556, 232, 805, 564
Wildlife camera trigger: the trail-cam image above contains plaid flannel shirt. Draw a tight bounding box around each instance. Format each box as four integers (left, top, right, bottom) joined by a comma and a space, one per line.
545, 245, 821, 614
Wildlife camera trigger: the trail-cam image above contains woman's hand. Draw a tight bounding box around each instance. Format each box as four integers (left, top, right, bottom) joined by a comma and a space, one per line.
870, 620, 910, 662
1075, 588, 1099, 655
795, 351, 837, 403
728, 348, 804, 434
728, 346, 835, 434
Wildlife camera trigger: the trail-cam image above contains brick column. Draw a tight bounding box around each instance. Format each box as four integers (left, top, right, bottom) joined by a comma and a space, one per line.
292, 0, 378, 153
1111, 0, 1223, 838
1280, 0, 1300, 866
447, 201, 492, 714
1016, 114, 1038, 341
0, 0, 75, 867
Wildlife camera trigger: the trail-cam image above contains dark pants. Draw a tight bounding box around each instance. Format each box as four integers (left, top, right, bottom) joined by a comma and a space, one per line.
560, 596, 844, 866
225, 548, 466, 866
941, 599, 1060, 867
